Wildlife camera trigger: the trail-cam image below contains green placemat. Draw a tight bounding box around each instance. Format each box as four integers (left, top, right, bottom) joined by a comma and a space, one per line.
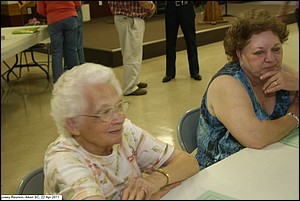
196, 190, 237, 200
280, 128, 299, 148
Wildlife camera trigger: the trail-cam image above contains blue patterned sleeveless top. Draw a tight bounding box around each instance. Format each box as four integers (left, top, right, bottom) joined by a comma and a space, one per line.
195, 62, 290, 170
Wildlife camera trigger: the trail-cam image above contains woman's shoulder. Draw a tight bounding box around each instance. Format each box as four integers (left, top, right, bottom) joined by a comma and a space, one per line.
45, 136, 84, 159
122, 119, 143, 142
210, 62, 241, 84
218, 62, 241, 75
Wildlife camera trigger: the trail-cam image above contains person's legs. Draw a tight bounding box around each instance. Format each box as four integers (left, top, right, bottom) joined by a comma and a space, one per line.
47, 22, 64, 83
179, 3, 201, 79
164, 4, 179, 80
77, 24, 85, 64
77, 8, 85, 64
114, 15, 145, 95
63, 16, 79, 71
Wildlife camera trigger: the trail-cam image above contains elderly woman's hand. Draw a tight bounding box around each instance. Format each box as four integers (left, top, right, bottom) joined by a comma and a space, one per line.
261, 70, 299, 94
121, 177, 181, 200
121, 177, 157, 200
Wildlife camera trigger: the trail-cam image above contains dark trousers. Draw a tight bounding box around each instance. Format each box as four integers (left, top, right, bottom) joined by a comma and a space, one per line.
165, 1, 200, 77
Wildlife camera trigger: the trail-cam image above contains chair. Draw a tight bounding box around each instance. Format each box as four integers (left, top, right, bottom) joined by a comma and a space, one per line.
177, 107, 200, 153
16, 166, 44, 195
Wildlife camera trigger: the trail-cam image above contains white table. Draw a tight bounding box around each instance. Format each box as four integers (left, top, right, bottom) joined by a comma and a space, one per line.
1, 25, 49, 62
1, 25, 50, 81
162, 129, 299, 200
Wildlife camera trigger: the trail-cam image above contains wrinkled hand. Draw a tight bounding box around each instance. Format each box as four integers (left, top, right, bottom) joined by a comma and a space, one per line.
261, 70, 299, 94
121, 177, 181, 200
121, 177, 156, 200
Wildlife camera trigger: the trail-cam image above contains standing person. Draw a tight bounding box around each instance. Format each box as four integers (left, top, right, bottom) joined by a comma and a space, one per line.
64, 1, 85, 70
195, 8, 299, 170
76, 2, 85, 64
108, 1, 156, 96
37, 1, 81, 83
278, 1, 299, 30
44, 63, 200, 199
162, 1, 202, 83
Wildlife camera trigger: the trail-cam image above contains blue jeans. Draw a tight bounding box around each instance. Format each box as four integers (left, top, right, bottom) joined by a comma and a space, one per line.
65, 8, 85, 67
77, 8, 85, 64
48, 16, 79, 83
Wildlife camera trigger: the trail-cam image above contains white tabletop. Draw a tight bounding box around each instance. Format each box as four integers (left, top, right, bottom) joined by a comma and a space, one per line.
1, 25, 49, 62
162, 129, 299, 200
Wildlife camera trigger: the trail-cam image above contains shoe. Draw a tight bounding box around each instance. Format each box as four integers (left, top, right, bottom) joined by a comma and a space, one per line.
124, 88, 147, 96
191, 74, 202, 81
162, 76, 175, 83
137, 82, 148, 88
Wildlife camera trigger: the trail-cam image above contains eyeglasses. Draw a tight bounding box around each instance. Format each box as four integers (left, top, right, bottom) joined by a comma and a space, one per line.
77, 100, 130, 122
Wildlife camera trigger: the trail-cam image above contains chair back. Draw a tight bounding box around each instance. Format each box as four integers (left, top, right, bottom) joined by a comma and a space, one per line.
177, 107, 200, 153
16, 166, 44, 195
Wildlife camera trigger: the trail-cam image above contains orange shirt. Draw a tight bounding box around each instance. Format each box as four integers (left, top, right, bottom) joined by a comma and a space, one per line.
37, 1, 81, 25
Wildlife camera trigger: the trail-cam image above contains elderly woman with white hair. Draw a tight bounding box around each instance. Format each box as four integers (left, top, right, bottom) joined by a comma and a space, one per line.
44, 63, 199, 200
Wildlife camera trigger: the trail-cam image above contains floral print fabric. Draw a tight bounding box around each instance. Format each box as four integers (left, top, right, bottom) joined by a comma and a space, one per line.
44, 119, 174, 200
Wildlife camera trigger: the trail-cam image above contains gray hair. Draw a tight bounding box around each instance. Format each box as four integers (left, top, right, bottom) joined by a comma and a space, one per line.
50, 63, 122, 137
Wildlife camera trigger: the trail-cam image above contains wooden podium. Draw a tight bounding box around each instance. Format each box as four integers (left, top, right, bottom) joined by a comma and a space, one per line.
199, 1, 227, 25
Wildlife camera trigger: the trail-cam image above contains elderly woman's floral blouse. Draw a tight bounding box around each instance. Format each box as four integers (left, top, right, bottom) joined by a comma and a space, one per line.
44, 119, 174, 200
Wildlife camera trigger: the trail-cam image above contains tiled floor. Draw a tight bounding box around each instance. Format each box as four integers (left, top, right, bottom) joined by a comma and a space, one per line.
1, 21, 298, 195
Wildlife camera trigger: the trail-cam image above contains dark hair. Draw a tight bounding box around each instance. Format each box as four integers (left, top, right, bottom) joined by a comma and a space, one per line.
223, 8, 289, 63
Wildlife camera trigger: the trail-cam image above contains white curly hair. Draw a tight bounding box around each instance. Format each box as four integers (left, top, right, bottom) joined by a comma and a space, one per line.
50, 63, 122, 137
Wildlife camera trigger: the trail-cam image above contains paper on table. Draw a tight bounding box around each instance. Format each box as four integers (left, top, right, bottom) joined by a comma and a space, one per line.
196, 190, 237, 200
12, 27, 40, 34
